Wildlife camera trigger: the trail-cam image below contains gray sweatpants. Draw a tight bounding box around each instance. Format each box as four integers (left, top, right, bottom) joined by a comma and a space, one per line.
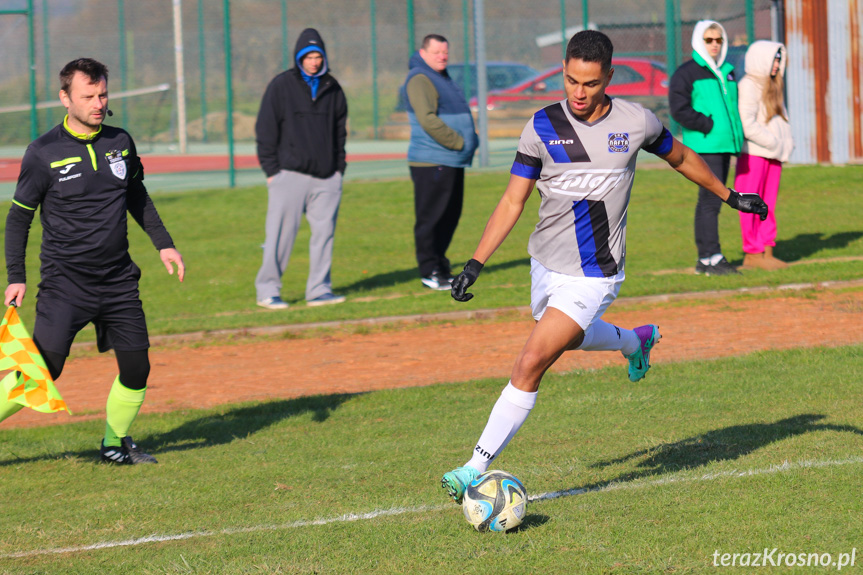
255, 169, 343, 302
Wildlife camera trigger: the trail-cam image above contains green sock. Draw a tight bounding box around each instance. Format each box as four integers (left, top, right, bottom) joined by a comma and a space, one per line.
104, 377, 146, 447
0, 374, 25, 423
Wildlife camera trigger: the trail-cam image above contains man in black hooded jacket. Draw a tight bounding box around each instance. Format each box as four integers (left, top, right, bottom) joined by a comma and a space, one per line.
254, 28, 348, 309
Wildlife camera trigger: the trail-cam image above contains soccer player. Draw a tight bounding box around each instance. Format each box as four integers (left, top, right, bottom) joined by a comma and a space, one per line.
441, 31, 767, 502
2, 58, 185, 464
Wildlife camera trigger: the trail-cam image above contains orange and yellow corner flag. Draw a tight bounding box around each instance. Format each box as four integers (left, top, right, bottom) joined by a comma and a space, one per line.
0, 305, 69, 414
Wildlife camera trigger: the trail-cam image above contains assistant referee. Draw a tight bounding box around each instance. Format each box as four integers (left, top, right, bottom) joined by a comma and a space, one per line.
1, 58, 185, 464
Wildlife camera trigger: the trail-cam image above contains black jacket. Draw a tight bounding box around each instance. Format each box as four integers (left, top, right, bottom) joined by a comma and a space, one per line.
6, 122, 173, 285
255, 28, 348, 179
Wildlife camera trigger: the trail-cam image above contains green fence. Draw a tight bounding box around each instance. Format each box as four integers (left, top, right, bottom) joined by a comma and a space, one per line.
0, 0, 775, 149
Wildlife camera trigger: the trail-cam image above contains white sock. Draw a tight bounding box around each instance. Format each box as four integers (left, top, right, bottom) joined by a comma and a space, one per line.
466, 382, 537, 473
578, 320, 639, 355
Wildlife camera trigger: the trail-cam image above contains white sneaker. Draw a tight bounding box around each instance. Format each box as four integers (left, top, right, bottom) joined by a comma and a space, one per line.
421, 271, 453, 291
257, 296, 289, 310
307, 293, 346, 307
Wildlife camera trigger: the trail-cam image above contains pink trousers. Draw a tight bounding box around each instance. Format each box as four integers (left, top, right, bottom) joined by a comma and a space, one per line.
734, 153, 783, 254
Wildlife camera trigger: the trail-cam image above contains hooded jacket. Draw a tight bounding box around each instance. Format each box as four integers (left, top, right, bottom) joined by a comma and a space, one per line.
737, 40, 794, 162
401, 51, 478, 168
255, 28, 347, 179
669, 20, 744, 154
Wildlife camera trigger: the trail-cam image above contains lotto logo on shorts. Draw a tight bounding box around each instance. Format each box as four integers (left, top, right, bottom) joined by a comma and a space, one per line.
608, 133, 629, 153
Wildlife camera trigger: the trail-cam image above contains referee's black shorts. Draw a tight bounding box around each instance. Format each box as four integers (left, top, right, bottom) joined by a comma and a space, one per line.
33, 265, 150, 356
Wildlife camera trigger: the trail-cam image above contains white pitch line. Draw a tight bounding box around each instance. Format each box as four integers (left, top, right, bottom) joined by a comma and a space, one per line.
530, 455, 863, 502
4, 456, 862, 559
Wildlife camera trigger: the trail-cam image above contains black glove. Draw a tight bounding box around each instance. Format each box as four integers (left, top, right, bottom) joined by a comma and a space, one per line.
451, 259, 484, 302
725, 188, 768, 221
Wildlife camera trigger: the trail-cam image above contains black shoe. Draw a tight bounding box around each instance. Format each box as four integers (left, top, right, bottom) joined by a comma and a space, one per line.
100, 436, 158, 465
695, 257, 740, 276
709, 256, 741, 275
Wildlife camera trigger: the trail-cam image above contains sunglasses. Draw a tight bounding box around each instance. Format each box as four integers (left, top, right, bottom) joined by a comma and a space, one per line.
704, 37, 724, 45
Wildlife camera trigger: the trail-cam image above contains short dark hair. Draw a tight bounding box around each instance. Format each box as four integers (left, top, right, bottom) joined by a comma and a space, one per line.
421, 34, 448, 49
59, 58, 109, 94
565, 30, 613, 72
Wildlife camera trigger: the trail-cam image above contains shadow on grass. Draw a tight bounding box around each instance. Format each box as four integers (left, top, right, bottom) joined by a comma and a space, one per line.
776, 231, 863, 261
340, 257, 530, 293
0, 393, 355, 466
147, 393, 356, 454
580, 414, 863, 490
515, 513, 550, 532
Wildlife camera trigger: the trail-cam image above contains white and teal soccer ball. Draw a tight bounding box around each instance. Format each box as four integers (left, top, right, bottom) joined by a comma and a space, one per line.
462, 470, 527, 532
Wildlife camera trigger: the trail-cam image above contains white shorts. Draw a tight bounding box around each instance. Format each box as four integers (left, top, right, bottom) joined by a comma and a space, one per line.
529, 258, 625, 330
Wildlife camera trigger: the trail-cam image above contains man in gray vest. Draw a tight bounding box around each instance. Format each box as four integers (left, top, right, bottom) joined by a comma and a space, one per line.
402, 34, 479, 290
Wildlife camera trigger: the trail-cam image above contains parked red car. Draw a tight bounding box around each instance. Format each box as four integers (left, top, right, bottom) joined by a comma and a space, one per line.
472, 57, 669, 111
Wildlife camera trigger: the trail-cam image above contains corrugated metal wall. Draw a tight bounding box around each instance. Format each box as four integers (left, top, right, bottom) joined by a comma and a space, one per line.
786, 0, 863, 164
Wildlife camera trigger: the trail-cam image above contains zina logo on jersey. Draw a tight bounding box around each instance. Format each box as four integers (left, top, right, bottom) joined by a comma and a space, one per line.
547, 168, 630, 198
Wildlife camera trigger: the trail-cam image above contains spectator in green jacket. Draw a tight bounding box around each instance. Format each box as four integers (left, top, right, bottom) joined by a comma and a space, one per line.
669, 20, 745, 276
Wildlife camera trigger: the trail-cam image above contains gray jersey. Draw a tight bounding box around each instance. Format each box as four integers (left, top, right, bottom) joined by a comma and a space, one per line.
511, 98, 671, 277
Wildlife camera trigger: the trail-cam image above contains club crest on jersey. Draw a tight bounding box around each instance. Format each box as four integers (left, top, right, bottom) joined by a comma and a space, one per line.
608, 133, 629, 153
106, 150, 126, 179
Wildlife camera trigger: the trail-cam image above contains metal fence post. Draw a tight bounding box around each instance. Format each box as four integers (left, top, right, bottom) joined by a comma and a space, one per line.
173, 0, 187, 154
41, 0, 51, 130
473, 0, 488, 167
665, 0, 680, 135
746, 0, 755, 43
371, 0, 379, 139
24, 0, 37, 141
223, 0, 235, 187
281, 0, 289, 70
559, 0, 567, 61
118, 0, 129, 131
462, 0, 470, 98
198, 0, 208, 142
407, 0, 415, 55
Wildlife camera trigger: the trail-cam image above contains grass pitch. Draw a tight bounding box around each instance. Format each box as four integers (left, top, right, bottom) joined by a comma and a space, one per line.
1, 344, 861, 573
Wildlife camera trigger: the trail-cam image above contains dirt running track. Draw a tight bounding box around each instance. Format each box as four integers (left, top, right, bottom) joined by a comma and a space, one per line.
4, 287, 863, 429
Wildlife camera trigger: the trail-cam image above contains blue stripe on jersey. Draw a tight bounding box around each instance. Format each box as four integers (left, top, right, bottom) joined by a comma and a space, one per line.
643, 127, 673, 156
511, 151, 541, 179
511, 162, 541, 179
572, 200, 618, 278
533, 109, 572, 164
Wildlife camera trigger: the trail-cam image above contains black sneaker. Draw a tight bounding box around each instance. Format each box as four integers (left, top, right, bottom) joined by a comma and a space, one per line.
709, 256, 741, 276
100, 436, 158, 465
694, 257, 740, 276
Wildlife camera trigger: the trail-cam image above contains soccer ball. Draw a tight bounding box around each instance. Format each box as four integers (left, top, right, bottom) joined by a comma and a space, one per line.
462, 470, 527, 532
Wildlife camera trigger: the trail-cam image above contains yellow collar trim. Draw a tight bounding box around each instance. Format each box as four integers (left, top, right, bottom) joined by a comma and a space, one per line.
63, 115, 101, 140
